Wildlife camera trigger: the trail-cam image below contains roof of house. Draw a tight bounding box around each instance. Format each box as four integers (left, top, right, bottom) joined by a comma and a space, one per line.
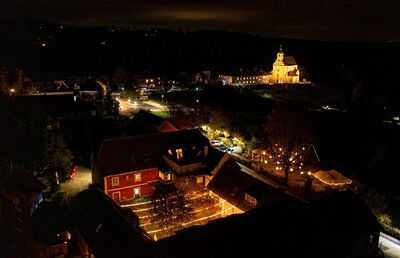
154, 191, 380, 258
6, 167, 45, 196
95, 129, 215, 176
207, 160, 288, 211
69, 186, 151, 258
283, 56, 297, 65
127, 110, 174, 135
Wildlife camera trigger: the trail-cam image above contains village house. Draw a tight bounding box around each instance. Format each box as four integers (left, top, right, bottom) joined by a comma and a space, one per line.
126, 109, 178, 136
92, 129, 225, 202
208, 159, 289, 216
0, 167, 45, 215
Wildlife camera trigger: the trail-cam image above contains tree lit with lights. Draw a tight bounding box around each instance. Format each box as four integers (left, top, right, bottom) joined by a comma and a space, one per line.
265, 104, 316, 184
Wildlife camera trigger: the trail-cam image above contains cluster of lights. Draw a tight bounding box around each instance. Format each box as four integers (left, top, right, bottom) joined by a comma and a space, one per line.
145, 200, 231, 235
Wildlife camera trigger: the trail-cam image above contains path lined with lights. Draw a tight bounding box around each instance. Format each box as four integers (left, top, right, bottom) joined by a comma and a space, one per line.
146, 203, 232, 235
139, 200, 222, 226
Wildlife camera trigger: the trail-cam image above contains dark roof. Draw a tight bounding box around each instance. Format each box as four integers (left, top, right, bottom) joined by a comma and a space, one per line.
0, 194, 45, 258
127, 110, 168, 135
207, 160, 288, 211
283, 56, 297, 65
69, 186, 151, 258
154, 191, 380, 258
287, 69, 298, 76
95, 129, 212, 176
6, 167, 45, 195
80, 79, 102, 91
15, 95, 96, 117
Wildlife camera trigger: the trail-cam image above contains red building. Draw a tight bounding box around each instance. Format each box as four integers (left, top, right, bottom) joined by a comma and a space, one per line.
104, 168, 159, 202
92, 129, 225, 203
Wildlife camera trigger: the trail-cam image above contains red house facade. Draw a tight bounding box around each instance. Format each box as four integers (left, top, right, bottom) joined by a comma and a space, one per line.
104, 168, 159, 202
92, 129, 225, 203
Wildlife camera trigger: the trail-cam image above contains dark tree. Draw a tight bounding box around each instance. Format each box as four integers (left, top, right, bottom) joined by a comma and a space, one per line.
209, 109, 231, 131
265, 104, 316, 184
0, 96, 73, 179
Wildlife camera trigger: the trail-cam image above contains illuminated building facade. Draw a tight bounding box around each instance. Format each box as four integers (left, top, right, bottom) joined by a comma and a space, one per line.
270, 45, 300, 83
222, 45, 301, 86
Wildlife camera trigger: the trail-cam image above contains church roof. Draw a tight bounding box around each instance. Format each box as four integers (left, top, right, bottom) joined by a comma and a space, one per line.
287, 69, 299, 76
283, 56, 297, 65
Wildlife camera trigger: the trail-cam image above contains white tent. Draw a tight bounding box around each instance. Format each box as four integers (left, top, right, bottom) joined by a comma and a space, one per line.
313, 169, 352, 186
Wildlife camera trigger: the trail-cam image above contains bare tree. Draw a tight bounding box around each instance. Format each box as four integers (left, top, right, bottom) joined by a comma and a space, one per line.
265, 104, 316, 184
150, 182, 192, 235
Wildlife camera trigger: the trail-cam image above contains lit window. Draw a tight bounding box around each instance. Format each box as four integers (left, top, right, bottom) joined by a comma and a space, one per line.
196, 177, 203, 184
245, 194, 257, 205
176, 149, 183, 160
125, 175, 129, 180
134, 187, 140, 195
166, 173, 171, 181
168, 149, 173, 155
134, 173, 142, 182
111, 177, 119, 186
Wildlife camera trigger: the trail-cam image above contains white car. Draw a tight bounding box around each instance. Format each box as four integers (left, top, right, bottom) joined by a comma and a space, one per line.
226, 146, 243, 154
210, 140, 223, 146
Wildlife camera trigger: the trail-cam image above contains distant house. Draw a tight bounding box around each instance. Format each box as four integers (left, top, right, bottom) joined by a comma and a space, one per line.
126, 109, 178, 136
92, 129, 224, 202
208, 159, 288, 215
1, 167, 45, 215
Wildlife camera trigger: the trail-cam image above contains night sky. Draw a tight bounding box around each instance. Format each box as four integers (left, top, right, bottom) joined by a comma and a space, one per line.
1, 0, 399, 41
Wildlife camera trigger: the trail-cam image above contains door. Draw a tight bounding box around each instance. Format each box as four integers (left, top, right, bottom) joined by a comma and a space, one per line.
112, 191, 120, 202
134, 187, 141, 198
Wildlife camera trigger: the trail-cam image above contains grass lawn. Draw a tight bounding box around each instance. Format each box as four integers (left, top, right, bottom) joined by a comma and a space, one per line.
150, 111, 170, 118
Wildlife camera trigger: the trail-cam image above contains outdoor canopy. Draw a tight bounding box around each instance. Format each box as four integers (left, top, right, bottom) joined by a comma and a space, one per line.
313, 169, 352, 186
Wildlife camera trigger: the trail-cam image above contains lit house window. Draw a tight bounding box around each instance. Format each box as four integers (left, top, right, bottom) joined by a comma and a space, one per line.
168, 149, 173, 155
111, 177, 119, 186
245, 193, 257, 206
134, 187, 140, 196
196, 177, 203, 184
176, 149, 183, 160
134, 173, 142, 182
166, 173, 171, 181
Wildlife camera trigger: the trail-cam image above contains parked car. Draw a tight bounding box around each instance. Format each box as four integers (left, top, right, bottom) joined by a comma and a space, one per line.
210, 139, 224, 147
226, 146, 243, 154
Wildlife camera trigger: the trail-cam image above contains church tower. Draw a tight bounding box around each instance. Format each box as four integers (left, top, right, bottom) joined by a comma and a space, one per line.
274, 44, 284, 65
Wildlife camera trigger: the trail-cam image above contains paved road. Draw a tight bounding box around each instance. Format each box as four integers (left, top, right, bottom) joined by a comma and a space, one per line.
61, 165, 92, 198
118, 98, 168, 117
380, 232, 400, 258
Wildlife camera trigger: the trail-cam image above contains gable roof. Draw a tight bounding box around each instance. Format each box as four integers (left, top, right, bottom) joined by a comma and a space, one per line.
207, 160, 288, 211
69, 187, 151, 258
95, 129, 212, 176
6, 167, 45, 195
127, 110, 172, 135
283, 56, 297, 65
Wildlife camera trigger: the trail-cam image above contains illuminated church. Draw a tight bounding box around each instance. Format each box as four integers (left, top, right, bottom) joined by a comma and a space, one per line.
219, 45, 302, 86
270, 45, 300, 83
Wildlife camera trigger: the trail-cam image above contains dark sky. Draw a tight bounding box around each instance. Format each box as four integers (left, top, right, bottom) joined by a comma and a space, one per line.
1, 0, 399, 41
